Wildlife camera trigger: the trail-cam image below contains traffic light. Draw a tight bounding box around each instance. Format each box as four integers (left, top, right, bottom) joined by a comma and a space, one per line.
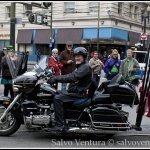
28, 13, 35, 23
42, 2, 51, 8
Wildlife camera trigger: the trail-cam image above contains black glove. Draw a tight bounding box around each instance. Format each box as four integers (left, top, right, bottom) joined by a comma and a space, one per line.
47, 77, 57, 85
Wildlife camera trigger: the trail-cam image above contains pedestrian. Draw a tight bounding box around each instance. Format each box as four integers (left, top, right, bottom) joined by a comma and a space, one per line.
89, 51, 104, 86
104, 49, 121, 80
36, 49, 41, 62
1, 46, 18, 99
0, 49, 5, 76
48, 48, 63, 89
103, 51, 108, 64
120, 51, 124, 60
59, 41, 76, 91
119, 49, 140, 84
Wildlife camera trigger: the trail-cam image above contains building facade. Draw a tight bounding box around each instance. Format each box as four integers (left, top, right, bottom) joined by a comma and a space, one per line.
0, 1, 149, 62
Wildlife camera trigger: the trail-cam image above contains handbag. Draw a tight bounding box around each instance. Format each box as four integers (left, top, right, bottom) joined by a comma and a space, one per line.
111, 65, 118, 74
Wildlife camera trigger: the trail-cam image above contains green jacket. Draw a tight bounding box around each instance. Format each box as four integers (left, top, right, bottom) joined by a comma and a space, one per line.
119, 58, 140, 81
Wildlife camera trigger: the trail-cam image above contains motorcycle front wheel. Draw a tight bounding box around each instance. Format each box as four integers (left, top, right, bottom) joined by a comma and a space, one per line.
0, 105, 21, 136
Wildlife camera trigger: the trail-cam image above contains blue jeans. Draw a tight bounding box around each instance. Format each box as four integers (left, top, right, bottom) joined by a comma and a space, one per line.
61, 83, 67, 92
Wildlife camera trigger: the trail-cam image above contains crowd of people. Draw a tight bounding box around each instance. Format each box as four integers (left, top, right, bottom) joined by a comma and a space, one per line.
47, 41, 140, 89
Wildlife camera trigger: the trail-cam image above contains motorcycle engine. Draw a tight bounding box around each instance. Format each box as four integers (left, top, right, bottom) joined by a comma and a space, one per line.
22, 101, 55, 127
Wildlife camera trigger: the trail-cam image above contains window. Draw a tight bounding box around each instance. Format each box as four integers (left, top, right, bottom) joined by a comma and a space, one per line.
23, 5, 27, 18
129, 4, 133, 18
118, 2, 123, 15
134, 6, 138, 20
89, 2, 98, 13
36, 45, 50, 55
64, 2, 75, 14
5, 6, 11, 18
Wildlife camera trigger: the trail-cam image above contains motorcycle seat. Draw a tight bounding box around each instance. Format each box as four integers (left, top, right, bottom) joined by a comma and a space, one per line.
109, 74, 125, 85
73, 98, 92, 109
107, 83, 119, 93
92, 92, 112, 104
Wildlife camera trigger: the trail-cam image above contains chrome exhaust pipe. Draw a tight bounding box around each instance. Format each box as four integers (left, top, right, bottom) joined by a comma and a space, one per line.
67, 127, 128, 134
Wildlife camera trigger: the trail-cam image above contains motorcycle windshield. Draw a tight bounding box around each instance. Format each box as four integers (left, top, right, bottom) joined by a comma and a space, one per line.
33, 56, 48, 75
2, 50, 27, 79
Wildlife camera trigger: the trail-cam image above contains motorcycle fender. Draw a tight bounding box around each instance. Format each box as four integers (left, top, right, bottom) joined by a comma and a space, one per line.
0, 96, 23, 124
11, 108, 24, 124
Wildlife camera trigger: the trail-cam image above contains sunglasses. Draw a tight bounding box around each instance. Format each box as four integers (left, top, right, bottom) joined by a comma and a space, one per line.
67, 45, 73, 47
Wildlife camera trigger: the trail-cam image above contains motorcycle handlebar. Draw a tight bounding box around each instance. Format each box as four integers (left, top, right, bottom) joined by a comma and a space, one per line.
36, 69, 55, 81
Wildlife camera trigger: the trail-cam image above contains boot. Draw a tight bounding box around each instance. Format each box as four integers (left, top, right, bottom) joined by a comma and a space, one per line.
146, 94, 150, 117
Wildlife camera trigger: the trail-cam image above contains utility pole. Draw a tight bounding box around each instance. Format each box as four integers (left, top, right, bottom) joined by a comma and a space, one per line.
97, 2, 100, 52
10, 2, 16, 49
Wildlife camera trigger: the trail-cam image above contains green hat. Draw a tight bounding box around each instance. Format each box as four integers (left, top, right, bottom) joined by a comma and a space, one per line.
7, 45, 15, 52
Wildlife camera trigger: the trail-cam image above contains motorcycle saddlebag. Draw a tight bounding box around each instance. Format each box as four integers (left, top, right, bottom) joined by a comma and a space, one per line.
110, 84, 138, 106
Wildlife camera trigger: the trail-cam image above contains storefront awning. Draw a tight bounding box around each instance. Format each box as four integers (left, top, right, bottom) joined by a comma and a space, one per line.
56, 28, 83, 44
16, 29, 33, 44
34, 29, 51, 44
83, 28, 128, 41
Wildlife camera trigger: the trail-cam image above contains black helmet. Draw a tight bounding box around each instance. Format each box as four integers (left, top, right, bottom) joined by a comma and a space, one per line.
73, 47, 88, 59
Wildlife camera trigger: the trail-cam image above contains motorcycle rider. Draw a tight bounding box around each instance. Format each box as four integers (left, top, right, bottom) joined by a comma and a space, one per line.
47, 47, 94, 131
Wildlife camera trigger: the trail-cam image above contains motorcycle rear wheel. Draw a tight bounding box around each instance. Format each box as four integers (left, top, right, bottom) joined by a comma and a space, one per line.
0, 105, 21, 136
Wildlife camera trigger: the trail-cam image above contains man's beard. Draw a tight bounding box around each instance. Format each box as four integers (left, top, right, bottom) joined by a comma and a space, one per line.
67, 48, 72, 51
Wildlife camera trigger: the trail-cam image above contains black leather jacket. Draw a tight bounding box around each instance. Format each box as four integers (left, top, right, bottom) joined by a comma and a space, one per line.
55, 63, 92, 94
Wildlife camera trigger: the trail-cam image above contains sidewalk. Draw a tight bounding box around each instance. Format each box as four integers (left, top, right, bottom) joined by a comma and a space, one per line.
0, 84, 3, 95
121, 105, 150, 135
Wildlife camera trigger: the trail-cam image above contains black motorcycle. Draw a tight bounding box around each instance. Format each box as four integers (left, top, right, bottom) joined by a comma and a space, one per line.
0, 56, 139, 137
